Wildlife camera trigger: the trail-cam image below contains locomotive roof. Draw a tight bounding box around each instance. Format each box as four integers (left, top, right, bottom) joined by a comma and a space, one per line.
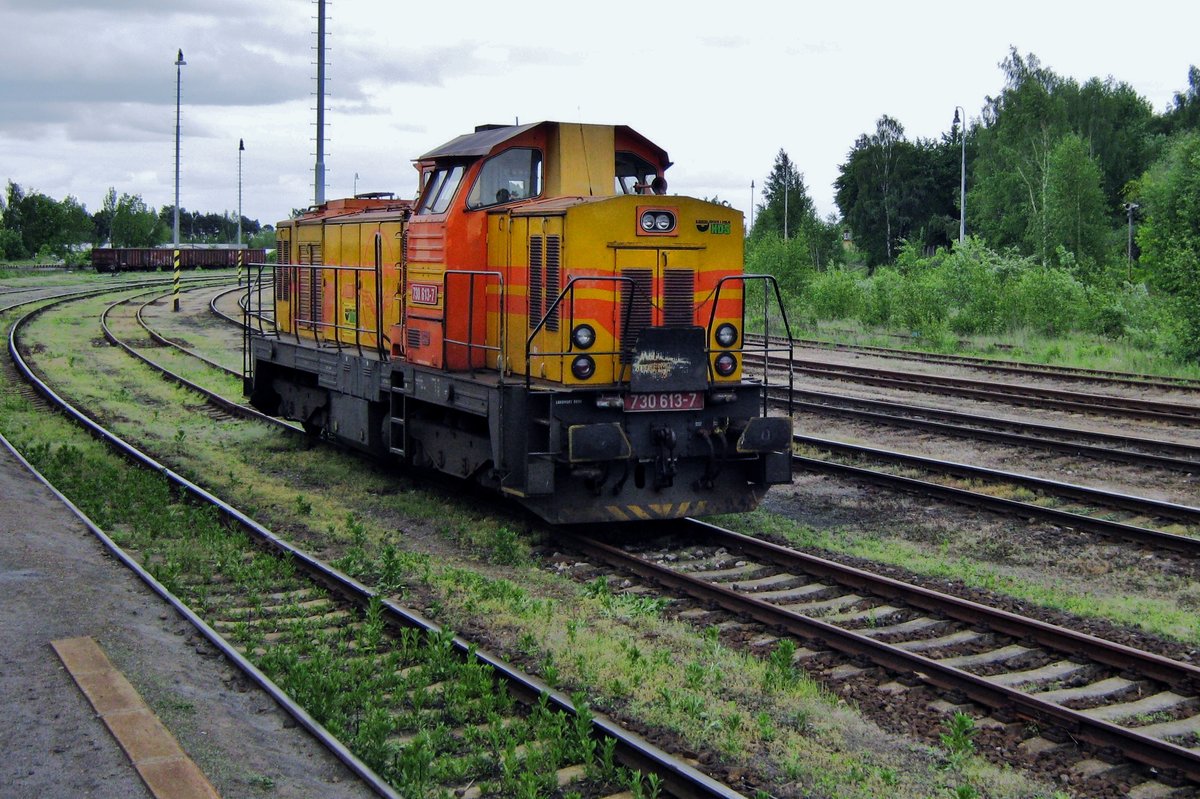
418, 121, 670, 168
419, 122, 542, 159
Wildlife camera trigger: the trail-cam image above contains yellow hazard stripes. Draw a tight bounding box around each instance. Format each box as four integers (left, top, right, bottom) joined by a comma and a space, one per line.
603, 501, 707, 521
172, 249, 181, 312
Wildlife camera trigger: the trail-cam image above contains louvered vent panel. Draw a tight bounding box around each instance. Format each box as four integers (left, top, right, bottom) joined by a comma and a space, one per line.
544, 235, 561, 332
528, 236, 543, 329
619, 268, 653, 363
275, 237, 291, 300
297, 244, 323, 328
663, 269, 695, 326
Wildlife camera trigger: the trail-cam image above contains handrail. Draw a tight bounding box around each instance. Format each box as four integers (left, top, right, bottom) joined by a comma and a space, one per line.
706, 273, 794, 416
525, 275, 646, 389
281, 262, 391, 360
442, 269, 504, 378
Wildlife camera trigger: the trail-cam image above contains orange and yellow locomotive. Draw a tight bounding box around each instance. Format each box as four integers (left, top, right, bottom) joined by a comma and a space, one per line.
247, 121, 792, 523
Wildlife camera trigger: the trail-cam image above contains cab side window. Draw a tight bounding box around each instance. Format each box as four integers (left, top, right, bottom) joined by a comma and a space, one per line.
615, 151, 658, 195
416, 165, 465, 215
466, 148, 543, 210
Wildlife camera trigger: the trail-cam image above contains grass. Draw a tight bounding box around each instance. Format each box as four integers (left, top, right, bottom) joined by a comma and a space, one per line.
798, 318, 1200, 381
0, 279, 1070, 798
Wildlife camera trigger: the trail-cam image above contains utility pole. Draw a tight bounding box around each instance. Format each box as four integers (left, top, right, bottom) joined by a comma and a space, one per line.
953, 106, 966, 245
237, 139, 245, 246
173, 49, 186, 247
1124, 202, 1139, 281
314, 0, 327, 205
749, 180, 755, 234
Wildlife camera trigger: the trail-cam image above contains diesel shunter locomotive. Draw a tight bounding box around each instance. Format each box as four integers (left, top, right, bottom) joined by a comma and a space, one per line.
245, 121, 794, 524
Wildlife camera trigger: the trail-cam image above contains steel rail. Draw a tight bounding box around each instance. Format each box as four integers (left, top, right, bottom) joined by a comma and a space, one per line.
562, 524, 1200, 784
791, 451, 1200, 556
134, 288, 241, 377
744, 351, 1200, 425
793, 433, 1200, 527
12, 289, 747, 799
747, 332, 1200, 391
99, 290, 285, 427
768, 386, 1200, 472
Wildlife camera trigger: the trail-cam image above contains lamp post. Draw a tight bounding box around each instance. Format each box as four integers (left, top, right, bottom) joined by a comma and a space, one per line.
237, 139, 245, 247
749, 180, 755, 233
174, 49, 186, 247
1124, 202, 1139, 281
953, 106, 966, 245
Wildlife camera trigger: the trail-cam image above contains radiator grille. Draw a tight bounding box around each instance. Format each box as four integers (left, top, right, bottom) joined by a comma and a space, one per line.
528, 236, 543, 329
663, 269, 695, 326
544, 235, 561, 331
275, 237, 291, 301
619, 268, 653, 363
297, 244, 322, 329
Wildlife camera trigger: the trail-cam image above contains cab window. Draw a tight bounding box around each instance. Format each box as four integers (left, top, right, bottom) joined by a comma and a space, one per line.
466, 148, 543, 209
616, 151, 659, 194
416, 165, 465, 214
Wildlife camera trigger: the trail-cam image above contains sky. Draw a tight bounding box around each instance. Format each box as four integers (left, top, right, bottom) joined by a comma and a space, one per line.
1, 0, 1197, 231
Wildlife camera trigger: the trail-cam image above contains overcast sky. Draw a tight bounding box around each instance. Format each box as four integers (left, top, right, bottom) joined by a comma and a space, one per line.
1, 0, 1196, 230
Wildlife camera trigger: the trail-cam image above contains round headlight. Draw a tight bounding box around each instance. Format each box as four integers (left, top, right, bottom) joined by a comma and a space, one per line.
640, 212, 657, 232
571, 355, 596, 380
714, 352, 737, 376
715, 323, 738, 348
655, 213, 672, 231
572, 324, 595, 350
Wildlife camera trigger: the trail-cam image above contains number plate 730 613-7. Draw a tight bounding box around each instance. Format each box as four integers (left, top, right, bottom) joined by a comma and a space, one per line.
623, 391, 704, 412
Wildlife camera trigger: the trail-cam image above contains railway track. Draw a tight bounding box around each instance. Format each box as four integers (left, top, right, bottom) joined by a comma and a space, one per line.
788, 433, 1200, 556
744, 350, 1200, 426
769, 386, 1200, 474
6, 281, 752, 799
748, 332, 1200, 392
564, 522, 1200, 793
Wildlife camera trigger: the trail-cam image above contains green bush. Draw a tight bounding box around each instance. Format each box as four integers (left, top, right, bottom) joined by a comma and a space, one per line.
807, 268, 863, 319
1005, 266, 1086, 335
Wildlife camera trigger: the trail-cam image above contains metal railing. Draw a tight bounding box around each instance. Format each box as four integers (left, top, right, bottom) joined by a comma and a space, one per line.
441, 269, 505, 377
706, 274, 794, 415
287, 262, 390, 359
525, 275, 645, 389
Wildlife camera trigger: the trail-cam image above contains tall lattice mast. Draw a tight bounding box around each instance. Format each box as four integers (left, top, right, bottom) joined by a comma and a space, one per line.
313, 0, 329, 205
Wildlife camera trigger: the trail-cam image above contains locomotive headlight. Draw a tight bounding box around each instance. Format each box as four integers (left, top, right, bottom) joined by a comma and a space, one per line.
571, 355, 596, 380
715, 323, 739, 348
571, 324, 595, 350
638, 209, 676, 234
714, 352, 737, 376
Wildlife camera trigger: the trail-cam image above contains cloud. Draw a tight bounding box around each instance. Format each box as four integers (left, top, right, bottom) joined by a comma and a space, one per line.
0, 3, 308, 139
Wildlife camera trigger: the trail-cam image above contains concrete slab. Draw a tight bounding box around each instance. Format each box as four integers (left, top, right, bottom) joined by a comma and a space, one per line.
1033, 676, 1136, 704
1080, 691, 1189, 723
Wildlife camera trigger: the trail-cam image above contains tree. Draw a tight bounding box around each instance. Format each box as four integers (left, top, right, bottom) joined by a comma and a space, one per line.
111, 193, 165, 247
835, 118, 959, 269
2, 182, 28, 259
1045, 134, 1109, 275
1156, 65, 1200, 137
970, 49, 1155, 269
970, 50, 1069, 261
1134, 131, 1200, 359
93, 187, 118, 246
751, 149, 816, 243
